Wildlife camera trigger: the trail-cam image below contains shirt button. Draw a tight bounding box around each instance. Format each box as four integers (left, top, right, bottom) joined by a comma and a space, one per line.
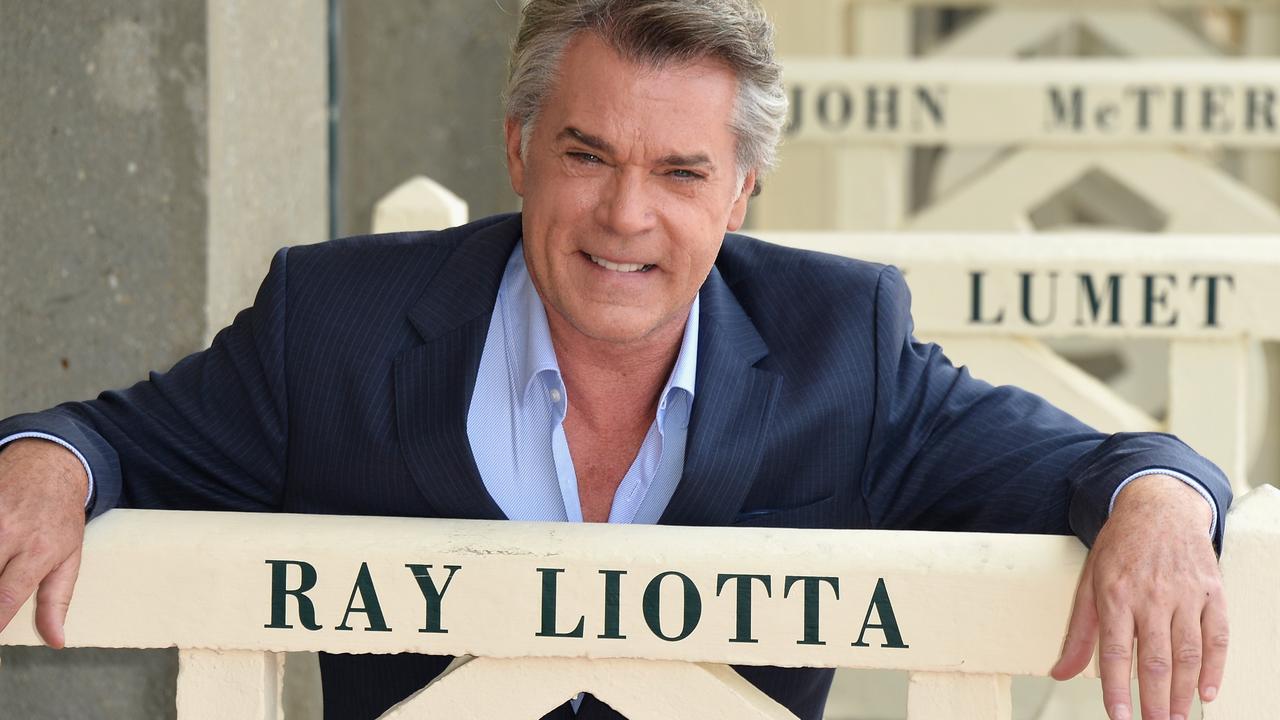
549, 388, 562, 403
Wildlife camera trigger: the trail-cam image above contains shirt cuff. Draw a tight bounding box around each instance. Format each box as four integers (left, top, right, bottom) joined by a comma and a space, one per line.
0, 432, 95, 508
1109, 467, 1218, 539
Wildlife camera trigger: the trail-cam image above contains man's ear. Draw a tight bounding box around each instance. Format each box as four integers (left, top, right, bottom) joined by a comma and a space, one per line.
726, 169, 757, 232
504, 116, 526, 197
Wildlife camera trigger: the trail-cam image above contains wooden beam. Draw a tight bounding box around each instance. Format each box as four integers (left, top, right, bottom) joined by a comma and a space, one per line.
755, 231, 1280, 340
780, 60, 1280, 147
177, 649, 282, 720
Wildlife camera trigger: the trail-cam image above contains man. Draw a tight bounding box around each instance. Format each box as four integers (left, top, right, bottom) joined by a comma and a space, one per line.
0, 1, 1230, 719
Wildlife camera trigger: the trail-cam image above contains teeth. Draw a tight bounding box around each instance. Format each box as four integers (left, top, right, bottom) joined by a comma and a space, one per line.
588, 254, 652, 273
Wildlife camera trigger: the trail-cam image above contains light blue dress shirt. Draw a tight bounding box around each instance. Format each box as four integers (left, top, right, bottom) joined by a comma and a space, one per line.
466, 241, 698, 525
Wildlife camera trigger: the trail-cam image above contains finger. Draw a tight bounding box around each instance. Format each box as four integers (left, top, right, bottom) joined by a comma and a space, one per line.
35, 548, 81, 649
1135, 611, 1173, 720
1198, 590, 1229, 703
1098, 603, 1136, 720
1168, 606, 1202, 720
1052, 556, 1099, 680
0, 552, 45, 635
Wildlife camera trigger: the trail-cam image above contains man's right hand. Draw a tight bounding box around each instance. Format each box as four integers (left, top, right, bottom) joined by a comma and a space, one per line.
0, 438, 88, 648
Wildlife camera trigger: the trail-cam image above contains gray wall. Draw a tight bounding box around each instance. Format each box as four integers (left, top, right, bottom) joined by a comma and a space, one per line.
0, 0, 207, 416
1, 1, 519, 716
0, 2, 204, 716
337, 0, 521, 236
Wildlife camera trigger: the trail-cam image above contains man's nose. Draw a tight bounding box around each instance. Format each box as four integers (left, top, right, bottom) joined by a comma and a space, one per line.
597, 169, 655, 236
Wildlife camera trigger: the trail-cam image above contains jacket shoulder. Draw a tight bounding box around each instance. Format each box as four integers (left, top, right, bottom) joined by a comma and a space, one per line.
717, 232, 889, 301
286, 213, 516, 275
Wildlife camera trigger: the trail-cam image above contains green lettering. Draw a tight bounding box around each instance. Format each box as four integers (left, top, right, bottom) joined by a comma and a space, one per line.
535, 568, 585, 638
336, 562, 391, 632
265, 559, 322, 630
852, 578, 909, 649
598, 570, 627, 640
405, 564, 461, 634
1191, 274, 1235, 328
970, 271, 1005, 325
1047, 86, 1085, 130
715, 573, 772, 644
1020, 271, 1059, 326
784, 575, 839, 646
1076, 273, 1122, 327
643, 571, 702, 642
1142, 273, 1179, 327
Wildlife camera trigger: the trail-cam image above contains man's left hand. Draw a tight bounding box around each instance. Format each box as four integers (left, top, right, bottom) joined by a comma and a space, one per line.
1050, 474, 1228, 720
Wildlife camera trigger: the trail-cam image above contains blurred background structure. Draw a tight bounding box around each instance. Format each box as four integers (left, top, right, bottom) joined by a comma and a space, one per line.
1, 0, 1277, 718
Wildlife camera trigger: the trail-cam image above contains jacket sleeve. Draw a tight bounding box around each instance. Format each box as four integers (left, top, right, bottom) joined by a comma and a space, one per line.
859, 265, 1231, 552
0, 247, 292, 518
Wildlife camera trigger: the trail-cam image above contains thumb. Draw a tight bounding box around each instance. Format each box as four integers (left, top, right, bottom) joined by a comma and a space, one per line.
35, 548, 82, 649
1051, 553, 1098, 680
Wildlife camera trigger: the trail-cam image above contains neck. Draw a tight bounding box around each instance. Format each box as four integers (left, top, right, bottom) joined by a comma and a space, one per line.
547, 312, 688, 431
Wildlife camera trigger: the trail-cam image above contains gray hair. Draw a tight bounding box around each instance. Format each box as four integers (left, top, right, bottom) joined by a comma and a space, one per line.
504, 0, 788, 195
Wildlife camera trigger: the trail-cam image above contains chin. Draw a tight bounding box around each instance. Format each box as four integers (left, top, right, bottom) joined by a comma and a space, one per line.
570, 312, 666, 345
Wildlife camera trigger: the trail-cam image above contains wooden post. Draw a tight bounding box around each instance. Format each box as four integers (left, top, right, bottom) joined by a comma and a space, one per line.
371, 175, 469, 234
1203, 486, 1280, 719
177, 649, 282, 720
841, 2, 911, 231
1169, 339, 1251, 495
382, 657, 799, 720
907, 672, 1011, 720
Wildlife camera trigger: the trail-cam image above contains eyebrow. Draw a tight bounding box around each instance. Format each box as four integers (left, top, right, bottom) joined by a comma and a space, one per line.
558, 126, 715, 169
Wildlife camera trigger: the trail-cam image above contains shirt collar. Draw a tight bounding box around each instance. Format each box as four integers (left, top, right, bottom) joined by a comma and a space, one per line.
499, 241, 699, 418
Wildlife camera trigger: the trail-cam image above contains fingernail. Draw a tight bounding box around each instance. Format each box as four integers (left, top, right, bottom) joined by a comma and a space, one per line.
1203, 686, 1218, 702
1111, 705, 1131, 720
1172, 714, 1186, 720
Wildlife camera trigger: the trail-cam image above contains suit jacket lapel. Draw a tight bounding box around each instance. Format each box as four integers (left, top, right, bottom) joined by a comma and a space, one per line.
659, 266, 783, 527
394, 215, 522, 521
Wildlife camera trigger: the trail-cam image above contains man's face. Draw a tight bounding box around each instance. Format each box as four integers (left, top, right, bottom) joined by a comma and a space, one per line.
505, 33, 755, 347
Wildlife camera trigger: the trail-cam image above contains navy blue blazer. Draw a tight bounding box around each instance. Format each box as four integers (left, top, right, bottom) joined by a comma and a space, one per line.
1, 213, 1230, 719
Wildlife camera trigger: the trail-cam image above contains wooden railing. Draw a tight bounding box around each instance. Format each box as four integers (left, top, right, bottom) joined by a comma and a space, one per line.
0, 487, 1276, 718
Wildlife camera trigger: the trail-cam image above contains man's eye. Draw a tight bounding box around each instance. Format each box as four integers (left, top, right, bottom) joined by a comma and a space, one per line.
569, 152, 603, 165
669, 169, 704, 181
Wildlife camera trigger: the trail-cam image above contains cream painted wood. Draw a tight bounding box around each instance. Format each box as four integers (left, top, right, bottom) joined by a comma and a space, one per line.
901, 147, 1279, 486
780, 60, 1280, 147
371, 175, 469, 234
929, 9, 1075, 58
1169, 339, 1251, 494
752, 0, 851, 231
381, 656, 798, 720
2, 490, 1277, 716
928, 8, 1213, 61
925, 6, 1216, 203
909, 150, 1280, 233
839, 3, 911, 231
1203, 485, 1280, 719
755, 231, 1280, 340
926, 334, 1160, 433
1080, 9, 1219, 55
906, 672, 1011, 720
176, 649, 282, 720
849, 0, 1280, 8
1242, 10, 1280, 204
0, 510, 1088, 676
1242, 9, 1280, 492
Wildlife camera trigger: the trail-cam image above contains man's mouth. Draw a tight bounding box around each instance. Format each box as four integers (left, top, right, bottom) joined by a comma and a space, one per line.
586, 253, 654, 273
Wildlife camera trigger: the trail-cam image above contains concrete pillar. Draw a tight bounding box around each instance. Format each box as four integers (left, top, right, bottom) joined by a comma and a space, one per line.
0, 0, 327, 715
